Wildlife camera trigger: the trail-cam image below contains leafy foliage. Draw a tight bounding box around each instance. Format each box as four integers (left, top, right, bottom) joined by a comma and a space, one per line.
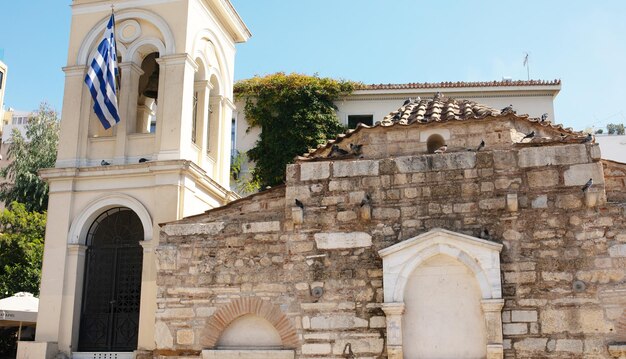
235, 73, 357, 189
0, 103, 59, 212
0, 202, 46, 297
606, 123, 625, 135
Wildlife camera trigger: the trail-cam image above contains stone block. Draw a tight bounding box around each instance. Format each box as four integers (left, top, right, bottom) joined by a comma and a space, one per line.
511, 310, 538, 322
503, 323, 527, 335
373, 207, 401, 219
176, 329, 194, 345
162, 222, 225, 236
395, 156, 429, 173
300, 162, 330, 181
503, 230, 522, 241
541, 308, 614, 334
555, 339, 583, 353
506, 193, 518, 212
492, 150, 516, 169
504, 271, 536, 284
310, 315, 369, 329
454, 202, 477, 213
527, 169, 559, 188
337, 210, 357, 222
563, 162, 604, 186
314, 232, 372, 249
513, 338, 548, 351
430, 152, 477, 171
542, 272, 573, 282
532, 195, 548, 208
202, 350, 295, 359
518, 144, 588, 167
302, 343, 332, 355
333, 160, 379, 177
609, 244, 626, 257
242, 221, 281, 233
370, 316, 386, 328
479, 197, 506, 210
332, 338, 385, 355
156, 308, 195, 319
155, 321, 173, 348
555, 194, 582, 209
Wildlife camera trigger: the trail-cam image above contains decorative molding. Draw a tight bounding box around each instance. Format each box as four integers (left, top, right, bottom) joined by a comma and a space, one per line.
67, 193, 153, 245
76, 8, 176, 65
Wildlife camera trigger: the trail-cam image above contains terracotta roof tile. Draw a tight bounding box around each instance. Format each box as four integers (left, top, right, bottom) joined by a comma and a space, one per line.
356, 79, 561, 91
300, 93, 579, 159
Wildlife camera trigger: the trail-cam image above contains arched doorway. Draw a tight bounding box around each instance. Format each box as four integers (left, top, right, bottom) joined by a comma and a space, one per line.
78, 208, 144, 352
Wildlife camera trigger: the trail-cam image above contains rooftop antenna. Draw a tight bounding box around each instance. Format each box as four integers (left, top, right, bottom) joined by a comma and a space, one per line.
523, 52, 530, 80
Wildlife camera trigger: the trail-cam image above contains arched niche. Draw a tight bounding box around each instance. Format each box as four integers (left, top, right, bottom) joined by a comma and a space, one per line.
201, 297, 298, 349
379, 228, 505, 359
217, 314, 283, 349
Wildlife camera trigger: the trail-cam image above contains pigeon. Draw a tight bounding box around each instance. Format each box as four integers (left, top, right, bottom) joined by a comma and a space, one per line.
138, 158, 149, 163
434, 145, 448, 154
502, 104, 514, 113
295, 199, 304, 209
392, 112, 402, 121
101, 160, 111, 166
476, 139, 485, 152
480, 228, 492, 240
403, 98, 412, 106
349, 143, 363, 156
581, 133, 593, 143
327, 144, 349, 158
520, 131, 535, 142
541, 113, 548, 122
581, 178, 593, 192
360, 193, 372, 207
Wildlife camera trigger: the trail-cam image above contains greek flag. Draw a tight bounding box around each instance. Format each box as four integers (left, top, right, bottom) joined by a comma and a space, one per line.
85, 14, 120, 129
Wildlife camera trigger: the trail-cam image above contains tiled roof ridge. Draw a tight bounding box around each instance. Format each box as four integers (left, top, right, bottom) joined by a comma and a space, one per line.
300, 94, 579, 159
357, 79, 561, 91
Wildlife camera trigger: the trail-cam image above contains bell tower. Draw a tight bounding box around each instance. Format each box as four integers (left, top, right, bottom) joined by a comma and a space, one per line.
18, 1, 249, 358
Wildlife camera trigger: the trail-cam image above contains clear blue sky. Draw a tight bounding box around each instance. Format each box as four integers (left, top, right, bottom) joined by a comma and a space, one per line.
1, 0, 625, 131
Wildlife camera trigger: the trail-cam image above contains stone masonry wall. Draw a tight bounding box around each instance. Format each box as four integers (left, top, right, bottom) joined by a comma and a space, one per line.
157, 123, 626, 359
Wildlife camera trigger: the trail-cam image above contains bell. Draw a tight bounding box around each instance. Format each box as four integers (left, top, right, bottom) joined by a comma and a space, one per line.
142, 68, 159, 99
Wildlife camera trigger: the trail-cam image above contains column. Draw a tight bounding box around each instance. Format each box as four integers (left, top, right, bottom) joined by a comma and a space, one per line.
137, 240, 157, 351
116, 62, 143, 163
382, 302, 405, 359
217, 97, 235, 187
482, 299, 505, 359
194, 80, 211, 164
56, 66, 87, 168
154, 54, 198, 161
57, 244, 87, 354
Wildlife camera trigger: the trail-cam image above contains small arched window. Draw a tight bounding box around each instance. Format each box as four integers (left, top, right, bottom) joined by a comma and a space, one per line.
427, 134, 445, 154
136, 52, 160, 134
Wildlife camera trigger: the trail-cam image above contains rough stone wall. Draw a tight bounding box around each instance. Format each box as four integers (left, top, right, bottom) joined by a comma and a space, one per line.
156, 121, 626, 359
603, 160, 626, 203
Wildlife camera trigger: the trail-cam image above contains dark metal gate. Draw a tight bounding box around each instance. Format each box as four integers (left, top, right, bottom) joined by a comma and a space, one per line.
78, 208, 144, 352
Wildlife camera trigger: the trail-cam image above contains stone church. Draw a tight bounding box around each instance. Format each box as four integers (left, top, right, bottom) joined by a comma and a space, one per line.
18, 0, 626, 359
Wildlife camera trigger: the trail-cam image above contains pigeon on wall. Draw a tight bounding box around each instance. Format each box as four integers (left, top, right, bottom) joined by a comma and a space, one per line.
582, 178, 593, 192
101, 160, 111, 166
520, 131, 535, 142
434, 145, 448, 154
477, 139, 485, 151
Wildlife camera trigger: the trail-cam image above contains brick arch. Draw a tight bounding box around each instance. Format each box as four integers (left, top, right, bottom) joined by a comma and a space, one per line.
201, 297, 299, 348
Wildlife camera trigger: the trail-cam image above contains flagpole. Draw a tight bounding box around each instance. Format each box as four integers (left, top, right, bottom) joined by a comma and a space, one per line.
111, 4, 121, 96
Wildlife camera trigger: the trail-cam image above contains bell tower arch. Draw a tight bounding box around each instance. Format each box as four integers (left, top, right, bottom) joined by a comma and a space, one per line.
18, 1, 249, 358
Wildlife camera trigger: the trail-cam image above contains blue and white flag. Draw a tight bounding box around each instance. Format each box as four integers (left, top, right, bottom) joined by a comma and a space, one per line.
85, 14, 120, 129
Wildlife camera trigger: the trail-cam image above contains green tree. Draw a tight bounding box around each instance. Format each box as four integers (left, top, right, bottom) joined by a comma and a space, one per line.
606, 123, 625, 135
0, 202, 46, 297
0, 103, 59, 212
235, 73, 357, 189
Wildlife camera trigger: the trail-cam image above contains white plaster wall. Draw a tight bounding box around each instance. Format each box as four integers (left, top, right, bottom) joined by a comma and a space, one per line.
217, 314, 283, 348
403, 255, 487, 359
595, 135, 626, 163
